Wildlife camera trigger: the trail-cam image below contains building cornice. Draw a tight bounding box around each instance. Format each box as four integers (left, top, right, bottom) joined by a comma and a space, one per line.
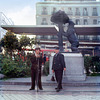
36, 1, 100, 5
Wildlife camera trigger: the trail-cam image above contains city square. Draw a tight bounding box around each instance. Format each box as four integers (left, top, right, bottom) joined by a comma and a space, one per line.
0, 0, 100, 100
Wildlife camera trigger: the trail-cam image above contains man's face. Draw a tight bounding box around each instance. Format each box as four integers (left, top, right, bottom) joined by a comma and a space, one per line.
55, 50, 59, 53
35, 49, 40, 54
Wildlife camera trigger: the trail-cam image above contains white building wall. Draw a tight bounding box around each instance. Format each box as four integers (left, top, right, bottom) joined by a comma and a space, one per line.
36, 1, 100, 25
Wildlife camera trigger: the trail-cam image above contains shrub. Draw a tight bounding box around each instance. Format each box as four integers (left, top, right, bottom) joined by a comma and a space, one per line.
84, 56, 100, 76
1, 55, 31, 78
92, 56, 100, 73
84, 56, 92, 75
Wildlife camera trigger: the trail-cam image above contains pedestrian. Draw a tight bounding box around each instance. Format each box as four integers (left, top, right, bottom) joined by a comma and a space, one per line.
29, 45, 43, 90
52, 48, 66, 92
43, 54, 46, 65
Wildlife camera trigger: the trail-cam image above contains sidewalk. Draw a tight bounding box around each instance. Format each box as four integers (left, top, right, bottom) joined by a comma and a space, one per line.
0, 76, 100, 86
0, 76, 100, 100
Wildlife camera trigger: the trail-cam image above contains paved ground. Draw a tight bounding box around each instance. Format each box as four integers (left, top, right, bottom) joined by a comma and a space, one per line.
1, 76, 100, 86
0, 76, 100, 100
0, 85, 100, 100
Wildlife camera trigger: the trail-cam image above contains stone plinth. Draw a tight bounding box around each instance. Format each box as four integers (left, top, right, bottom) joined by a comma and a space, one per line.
0, 74, 5, 79
48, 53, 86, 81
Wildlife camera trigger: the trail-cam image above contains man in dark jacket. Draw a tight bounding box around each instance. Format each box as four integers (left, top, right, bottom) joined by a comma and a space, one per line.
52, 49, 66, 92
29, 46, 43, 90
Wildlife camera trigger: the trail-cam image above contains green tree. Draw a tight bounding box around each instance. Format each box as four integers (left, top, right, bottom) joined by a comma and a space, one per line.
2, 31, 19, 57
19, 35, 31, 49
0, 38, 5, 47
0, 38, 4, 52
30, 37, 40, 48
19, 35, 31, 61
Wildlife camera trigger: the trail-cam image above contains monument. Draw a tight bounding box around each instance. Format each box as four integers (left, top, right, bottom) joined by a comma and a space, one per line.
51, 10, 79, 52
49, 10, 86, 81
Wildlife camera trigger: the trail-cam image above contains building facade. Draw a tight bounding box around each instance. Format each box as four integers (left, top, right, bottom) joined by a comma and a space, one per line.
0, 12, 14, 40
36, 0, 100, 55
36, 0, 100, 25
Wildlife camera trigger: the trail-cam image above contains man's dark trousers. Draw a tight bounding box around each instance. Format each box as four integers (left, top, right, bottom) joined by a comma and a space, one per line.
55, 70, 63, 89
31, 69, 42, 89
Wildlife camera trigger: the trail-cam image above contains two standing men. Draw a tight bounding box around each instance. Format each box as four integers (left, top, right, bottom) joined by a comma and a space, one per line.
29, 46, 66, 92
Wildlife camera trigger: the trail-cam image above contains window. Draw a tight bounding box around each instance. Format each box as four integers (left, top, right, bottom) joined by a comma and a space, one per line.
84, 35, 89, 40
41, 18, 48, 25
67, 7, 73, 15
41, 35, 48, 39
78, 35, 84, 40
42, 7, 48, 15
83, 8, 88, 16
84, 19, 88, 25
92, 8, 98, 16
75, 8, 80, 16
98, 21, 100, 24
93, 19, 97, 25
76, 19, 80, 25
51, 35, 58, 40
52, 7, 57, 14
97, 35, 100, 40
92, 36, 97, 41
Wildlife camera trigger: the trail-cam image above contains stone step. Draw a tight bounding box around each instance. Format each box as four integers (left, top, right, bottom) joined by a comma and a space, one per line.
0, 81, 100, 86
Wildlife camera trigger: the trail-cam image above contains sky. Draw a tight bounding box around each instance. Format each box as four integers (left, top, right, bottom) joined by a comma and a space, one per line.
0, 0, 42, 25
0, 0, 99, 25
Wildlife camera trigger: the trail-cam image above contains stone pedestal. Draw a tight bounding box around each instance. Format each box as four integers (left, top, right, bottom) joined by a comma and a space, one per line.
0, 74, 5, 79
48, 52, 86, 81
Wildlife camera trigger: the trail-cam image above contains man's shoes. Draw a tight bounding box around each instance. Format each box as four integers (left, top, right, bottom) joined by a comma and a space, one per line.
55, 87, 62, 90
29, 88, 35, 90
56, 89, 60, 92
60, 87, 63, 89
55, 87, 58, 90
39, 88, 43, 90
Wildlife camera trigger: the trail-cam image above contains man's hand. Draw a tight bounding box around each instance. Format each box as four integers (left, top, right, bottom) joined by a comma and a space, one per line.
52, 70, 54, 73
36, 55, 40, 58
64, 68, 66, 71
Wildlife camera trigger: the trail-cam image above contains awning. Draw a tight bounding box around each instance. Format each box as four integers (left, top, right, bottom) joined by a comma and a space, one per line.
1, 25, 57, 35
1, 25, 100, 35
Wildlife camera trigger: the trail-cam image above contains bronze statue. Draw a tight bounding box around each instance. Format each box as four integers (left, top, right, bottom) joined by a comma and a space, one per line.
51, 10, 79, 52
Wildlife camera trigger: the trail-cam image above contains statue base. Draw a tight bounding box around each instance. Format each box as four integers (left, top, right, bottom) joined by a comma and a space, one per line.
48, 52, 86, 81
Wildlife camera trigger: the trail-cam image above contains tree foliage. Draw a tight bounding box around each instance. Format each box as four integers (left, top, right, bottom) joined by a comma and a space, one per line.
19, 35, 31, 48
84, 56, 92, 75
1, 54, 31, 78
30, 37, 40, 48
4, 31, 19, 50
0, 38, 5, 47
1, 31, 19, 56
84, 56, 100, 76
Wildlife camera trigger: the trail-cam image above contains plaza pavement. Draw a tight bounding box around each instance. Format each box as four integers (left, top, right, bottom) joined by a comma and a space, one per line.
0, 85, 100, 100
0, 76, 100, 86
0, 76, 100, 100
